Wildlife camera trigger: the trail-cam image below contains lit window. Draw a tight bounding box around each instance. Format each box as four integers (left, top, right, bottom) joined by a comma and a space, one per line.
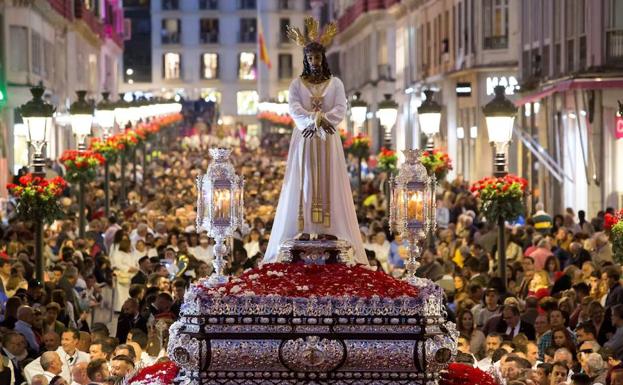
163, 52, 181, 80
237, 91, 259, 115
201, 53, 218, 79
238, 52, 256, 80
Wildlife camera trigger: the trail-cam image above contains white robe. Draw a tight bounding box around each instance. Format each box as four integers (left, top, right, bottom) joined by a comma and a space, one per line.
264, 76, 367, 265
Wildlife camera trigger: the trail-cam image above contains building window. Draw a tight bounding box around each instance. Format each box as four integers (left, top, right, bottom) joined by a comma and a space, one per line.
237, 90, 259, 115
162, 19, 181, 44
163, 52, 181, 79
10, 26, 28, 72
483, 0, 508, 49
280, 18, 290, 43
199, 0, 218, 10
278, 53, 293, 79
238, 52, 256, 80
238, 0, 256, 9
278, 0, 292, 9
239, 18, 256, 43
31, 31, 42, 75
200, 18, 219, 43
201, 53, 218, 79
162, 0, 179, 10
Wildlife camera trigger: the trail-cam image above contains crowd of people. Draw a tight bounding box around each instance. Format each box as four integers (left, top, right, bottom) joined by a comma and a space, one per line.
0, 117, 621, 385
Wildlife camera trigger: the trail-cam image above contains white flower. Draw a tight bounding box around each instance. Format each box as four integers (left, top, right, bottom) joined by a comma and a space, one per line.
229, 285, 242, 294
267, 270, 284, 277
296, 285, 310, 291
248, 274, 260, 280
242, 290, 256, 296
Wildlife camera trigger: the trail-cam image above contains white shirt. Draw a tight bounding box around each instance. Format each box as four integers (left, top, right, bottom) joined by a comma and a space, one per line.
505, 320, 521, 338
56, 347, 89, 383
192, 245, 213, 263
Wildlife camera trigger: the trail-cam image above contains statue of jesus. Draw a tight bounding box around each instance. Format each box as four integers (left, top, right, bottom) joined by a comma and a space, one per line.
264, 18, 368, 265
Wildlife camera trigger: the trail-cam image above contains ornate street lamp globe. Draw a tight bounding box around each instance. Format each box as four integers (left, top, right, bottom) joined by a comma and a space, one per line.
418, 89, 442, 138
483, 85, 517, 151
70, 90, 94, 149
483, 85, 518, 176
20, 85, 55, 147
350, 92, 368, 126
377, 93, 398, 128
95, 92, 116, 133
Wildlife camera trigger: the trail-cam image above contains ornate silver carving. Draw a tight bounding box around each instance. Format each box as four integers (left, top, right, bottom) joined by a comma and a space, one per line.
280, 336, 345, 372
340, 341, 416, 371
277, 238, 353, 265
209, 340, 282, 371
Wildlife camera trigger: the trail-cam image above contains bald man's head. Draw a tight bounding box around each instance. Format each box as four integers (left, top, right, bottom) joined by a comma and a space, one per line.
72, 362, 89, 385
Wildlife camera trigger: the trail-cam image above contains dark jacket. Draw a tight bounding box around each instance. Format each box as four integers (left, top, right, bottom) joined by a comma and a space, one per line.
494, 319, 536, 341
131, 270, 148, 285
115, 313, 148, 343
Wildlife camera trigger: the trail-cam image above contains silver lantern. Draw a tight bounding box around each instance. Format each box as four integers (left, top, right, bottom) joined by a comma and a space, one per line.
390, 149, 436, 288
196, 148, 244, 286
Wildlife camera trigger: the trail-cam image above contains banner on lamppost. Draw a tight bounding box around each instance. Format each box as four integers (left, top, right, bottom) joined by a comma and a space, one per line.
616, 115, 623, 140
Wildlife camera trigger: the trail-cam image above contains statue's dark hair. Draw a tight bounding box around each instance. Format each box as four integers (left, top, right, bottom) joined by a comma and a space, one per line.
301, 42, 332, 81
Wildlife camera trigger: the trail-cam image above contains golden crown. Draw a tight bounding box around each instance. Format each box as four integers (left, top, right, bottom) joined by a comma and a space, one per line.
286, 17, 338, 48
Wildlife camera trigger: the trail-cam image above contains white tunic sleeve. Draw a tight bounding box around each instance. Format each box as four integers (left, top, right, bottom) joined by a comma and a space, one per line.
288, 79, 314, 131
323, 77, 347, 127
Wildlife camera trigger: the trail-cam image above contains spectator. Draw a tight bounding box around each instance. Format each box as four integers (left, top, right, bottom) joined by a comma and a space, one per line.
86, 359, 109, 384
14, 305, 40, 352
109, 355, 134, 378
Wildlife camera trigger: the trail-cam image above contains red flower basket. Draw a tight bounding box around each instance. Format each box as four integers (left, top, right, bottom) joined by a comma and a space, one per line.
420, 149, 453, 181
377, 147, 398, 173
59, 149, 105, 184
470, 174, 528, 223
6, 174, 67, 224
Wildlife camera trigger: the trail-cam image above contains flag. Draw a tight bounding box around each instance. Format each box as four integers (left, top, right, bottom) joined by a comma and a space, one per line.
258, 21, 271, 69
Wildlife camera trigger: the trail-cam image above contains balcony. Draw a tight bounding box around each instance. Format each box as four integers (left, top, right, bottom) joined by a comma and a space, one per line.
200, 32, 219, 44
74, 0, 103, 37
48, 0, 73, 20
484, 35, 508, 50
607, 30, 623, 65
162, 33, 181, 44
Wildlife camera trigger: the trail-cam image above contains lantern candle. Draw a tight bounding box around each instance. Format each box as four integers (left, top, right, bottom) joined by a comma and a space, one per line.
407, 192, 424, 222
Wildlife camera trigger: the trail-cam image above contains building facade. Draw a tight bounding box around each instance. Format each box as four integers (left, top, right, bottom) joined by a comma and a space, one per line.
0, 0, 124, 187
120, 0, 311, 131
516, 0, 623, 215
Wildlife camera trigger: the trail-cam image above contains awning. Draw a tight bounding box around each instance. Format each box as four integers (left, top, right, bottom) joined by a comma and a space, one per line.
515, 77, 623, 106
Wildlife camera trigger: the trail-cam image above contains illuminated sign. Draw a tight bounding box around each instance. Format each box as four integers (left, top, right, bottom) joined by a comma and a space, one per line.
456, 82, 472, 97
486, 76, 518, 96
616, 115, 623, 140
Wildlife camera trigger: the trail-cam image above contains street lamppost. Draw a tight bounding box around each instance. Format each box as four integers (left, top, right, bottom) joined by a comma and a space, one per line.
418, 90, 442, 151
350, 92, 368, 205
483, 84, 517, 292
69, 90, 94, 239
20, 85, 55, 282
95, 92, 116, 217
114, 95, 131, 208
377, 94, 398, 149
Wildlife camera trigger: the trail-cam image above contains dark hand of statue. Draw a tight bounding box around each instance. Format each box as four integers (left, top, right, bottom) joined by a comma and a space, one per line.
320, 119, 336, 135
302, 124, 316, 138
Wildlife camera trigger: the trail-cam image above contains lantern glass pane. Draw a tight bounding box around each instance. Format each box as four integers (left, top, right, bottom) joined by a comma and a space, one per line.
212, 187, 231, 222
418, 112, 441, 136
71, 114, 93, 136
351, 106, 367, 124
407, 190, 425, 223
24, 116, 48, 142
485, 116, 515, 146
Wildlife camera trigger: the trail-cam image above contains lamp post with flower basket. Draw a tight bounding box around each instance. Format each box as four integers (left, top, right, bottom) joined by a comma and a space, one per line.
114, 95, 131, 208
481, 84, 519, 292
69, 90, 95, 239
15, 86, 59, 282
390, 149, 436, 288
418, 90, 442, 152
95, 92, 116, 217
196, 148, 244, 286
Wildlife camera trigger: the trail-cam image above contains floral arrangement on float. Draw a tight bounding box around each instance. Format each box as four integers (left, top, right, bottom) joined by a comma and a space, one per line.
199, 263, 420, 298
6, 174, 67, 224
605, 209, 623, 263
89, 137, 122, 163
59, 150, 105, 184
420, 149, 453, 181
470, 174, 528, 224
377, 147, 398, 174
344, 132, 371, 159
126, 360, 179, 385
440, 363, 499, 385
257, 111, 294, 128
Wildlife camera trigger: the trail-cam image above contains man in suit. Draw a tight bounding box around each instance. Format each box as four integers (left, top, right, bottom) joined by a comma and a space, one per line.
116, 298, 148, 343
496, 304, 536, 340
1, 332, 28, 385
131, 256, 151, 285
